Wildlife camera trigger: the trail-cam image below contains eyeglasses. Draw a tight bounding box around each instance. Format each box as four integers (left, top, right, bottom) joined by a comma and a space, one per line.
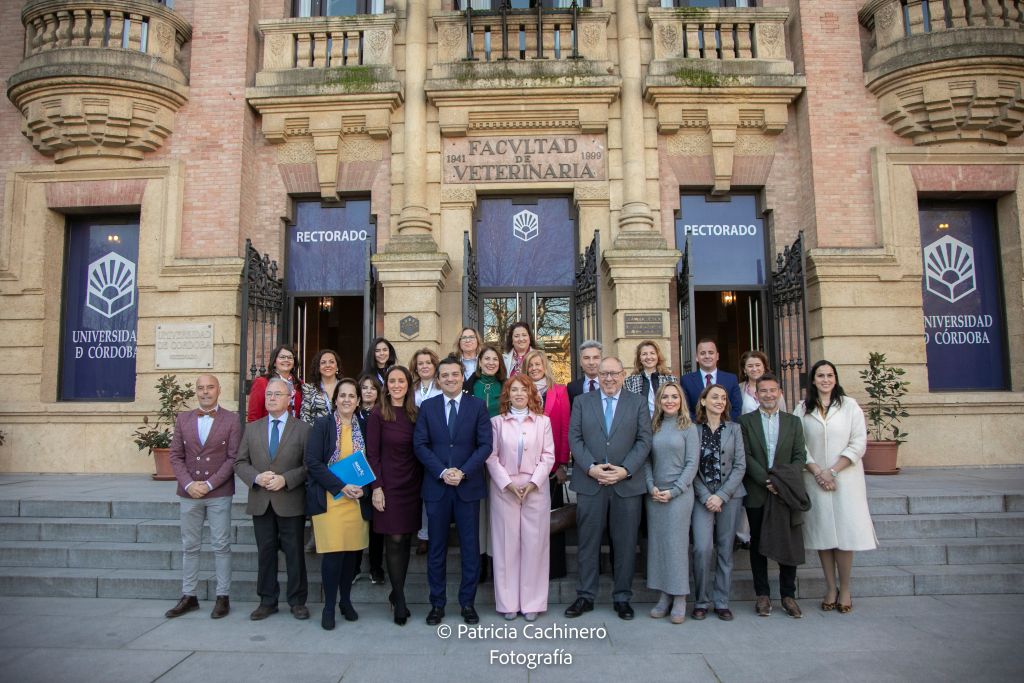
459, 335, 476, 341
276, 355, 294, 361
265, 391, 288, 399
598, 371, 623, 379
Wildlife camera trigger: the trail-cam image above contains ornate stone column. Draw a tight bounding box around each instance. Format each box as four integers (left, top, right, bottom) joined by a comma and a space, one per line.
374, 0, 451, 352
601, 0, 679, 364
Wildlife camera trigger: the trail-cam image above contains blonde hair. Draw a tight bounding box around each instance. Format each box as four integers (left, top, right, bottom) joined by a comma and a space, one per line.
651, 382, 692, 432
633, 339, 669, 375
523, 349, 554, 388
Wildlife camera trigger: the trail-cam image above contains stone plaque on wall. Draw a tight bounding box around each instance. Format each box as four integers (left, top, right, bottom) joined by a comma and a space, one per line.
443, 135, 607, 184
155, 323, 214, 369
623, 313, 664, 338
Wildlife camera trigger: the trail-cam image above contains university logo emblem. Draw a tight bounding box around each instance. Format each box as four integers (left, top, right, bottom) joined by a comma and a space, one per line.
923, 235, 975, 304
512, 210, 539, 242
86, 252, 136, 318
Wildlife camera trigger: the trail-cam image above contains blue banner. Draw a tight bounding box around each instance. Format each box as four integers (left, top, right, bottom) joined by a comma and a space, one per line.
286, 199, 374, 294
675, 194, 767, 286
476, 197, 576, 288
919, 203, 1008, 391
60, 218, 139, 400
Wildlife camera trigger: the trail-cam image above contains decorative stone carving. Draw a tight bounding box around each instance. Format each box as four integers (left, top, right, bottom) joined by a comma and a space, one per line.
7, 0, 192, 162
657, 25, 680, 59
441, 186, 477, 205
277, 138, 316, 164
340, 136, 382, 162
581, 24, 602, 52
875, 2, 898, 31
735, 134, 775, 156
758, 23, 783, 55
668, 132, 712, 157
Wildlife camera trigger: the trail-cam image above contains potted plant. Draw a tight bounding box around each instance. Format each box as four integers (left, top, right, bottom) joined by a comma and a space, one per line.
858, 352, 909, 475
133, 374, 195, 480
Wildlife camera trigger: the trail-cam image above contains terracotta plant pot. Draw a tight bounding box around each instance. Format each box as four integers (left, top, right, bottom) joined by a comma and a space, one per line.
152, 447, 176, 481
863, 440, 899, 475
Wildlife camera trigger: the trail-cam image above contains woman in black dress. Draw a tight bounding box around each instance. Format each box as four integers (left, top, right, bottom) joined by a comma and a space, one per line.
365, 365, 423, 625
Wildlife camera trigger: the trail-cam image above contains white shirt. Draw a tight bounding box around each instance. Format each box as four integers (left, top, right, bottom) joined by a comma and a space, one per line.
267, 411, 288, 444
197, 407, 217, 446
582, 375, 600, 393
462, 357, 478, 380
698, 368, 719, 387
415, 380, 442, 407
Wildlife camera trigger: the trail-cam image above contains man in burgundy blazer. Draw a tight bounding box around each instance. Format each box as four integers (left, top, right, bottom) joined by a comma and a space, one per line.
165, 374, 242, 620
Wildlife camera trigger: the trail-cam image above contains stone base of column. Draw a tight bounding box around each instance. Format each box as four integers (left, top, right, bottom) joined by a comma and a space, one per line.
372, 250, 452, 360
602, 247, 682, 370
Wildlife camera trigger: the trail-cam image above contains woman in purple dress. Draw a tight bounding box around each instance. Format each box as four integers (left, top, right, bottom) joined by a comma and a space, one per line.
365, 365, 423, 626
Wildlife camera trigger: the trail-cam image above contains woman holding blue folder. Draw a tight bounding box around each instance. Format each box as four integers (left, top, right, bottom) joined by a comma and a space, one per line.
305, 377, 372, 631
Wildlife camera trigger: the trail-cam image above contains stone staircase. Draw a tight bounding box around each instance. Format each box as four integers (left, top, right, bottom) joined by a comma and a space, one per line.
0, 472, 1022, 603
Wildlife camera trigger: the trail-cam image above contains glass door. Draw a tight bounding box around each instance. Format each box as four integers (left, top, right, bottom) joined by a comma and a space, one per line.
482, 291, 572, 384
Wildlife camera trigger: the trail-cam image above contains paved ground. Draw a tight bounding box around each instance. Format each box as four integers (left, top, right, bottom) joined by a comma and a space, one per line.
0, 593, 1022, 682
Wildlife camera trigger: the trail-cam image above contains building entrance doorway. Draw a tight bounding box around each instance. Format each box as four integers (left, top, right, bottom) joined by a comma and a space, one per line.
482, 292, 572, 384
291, 296, 364, 381
693, 290, 765, 377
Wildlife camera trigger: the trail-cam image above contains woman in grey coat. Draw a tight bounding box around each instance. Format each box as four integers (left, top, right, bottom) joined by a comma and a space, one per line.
644, 382, 699, 624
690, 383, 746, 622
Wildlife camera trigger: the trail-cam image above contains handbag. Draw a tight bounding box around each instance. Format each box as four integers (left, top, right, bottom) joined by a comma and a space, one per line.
550, 483, 576, 534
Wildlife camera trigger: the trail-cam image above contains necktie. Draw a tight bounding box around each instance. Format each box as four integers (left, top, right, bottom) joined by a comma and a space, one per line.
705, 373, 712, 388
447, 400, 457, 439
604, 396, 615, 433
269, 419, 280, 460
588, 379, 596, 392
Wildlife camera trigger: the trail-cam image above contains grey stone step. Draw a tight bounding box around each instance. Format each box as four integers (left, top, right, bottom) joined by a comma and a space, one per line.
0, 518, 141, 542
873, 513, 1024, 539
902, 564, 1024, 595
135, 519, 255, 545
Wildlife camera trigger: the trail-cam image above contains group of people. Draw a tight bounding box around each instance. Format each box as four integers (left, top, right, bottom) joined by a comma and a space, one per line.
164, 328, 877, 630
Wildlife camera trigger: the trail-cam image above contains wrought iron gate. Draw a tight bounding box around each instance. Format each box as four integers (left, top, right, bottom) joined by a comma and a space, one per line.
573, 230, 600, 347
676, 238, 696, 374
363, 240, 377, 354
239, 239, 284, 421
462, 231, 480, 331
769, 232, 809, 406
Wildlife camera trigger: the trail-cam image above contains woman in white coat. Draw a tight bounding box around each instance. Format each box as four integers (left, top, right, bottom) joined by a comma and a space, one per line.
486, 374, 555, 622
794, 360, 877, 614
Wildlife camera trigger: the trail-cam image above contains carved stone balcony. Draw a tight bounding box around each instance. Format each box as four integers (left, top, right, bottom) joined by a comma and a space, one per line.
643, 6, 804, 193
6, 0, 191, 161
245, 14, 403, 200
859, 0, 1024, 145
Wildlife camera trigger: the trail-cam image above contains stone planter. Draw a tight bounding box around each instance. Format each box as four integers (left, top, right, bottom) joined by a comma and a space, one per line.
863, 440, 899, 475
152, 447, 176, 481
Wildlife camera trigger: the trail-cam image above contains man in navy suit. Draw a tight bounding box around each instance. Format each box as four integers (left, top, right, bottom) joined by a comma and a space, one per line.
682, 338, 743, 421
414, 355, 493, 625
566, 339, 603, 409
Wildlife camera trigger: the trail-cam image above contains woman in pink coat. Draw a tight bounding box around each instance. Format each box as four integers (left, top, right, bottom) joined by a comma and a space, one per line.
486, 374, 555, 622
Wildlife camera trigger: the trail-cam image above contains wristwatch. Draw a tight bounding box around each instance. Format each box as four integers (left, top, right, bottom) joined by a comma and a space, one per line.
829, 468, 839, 479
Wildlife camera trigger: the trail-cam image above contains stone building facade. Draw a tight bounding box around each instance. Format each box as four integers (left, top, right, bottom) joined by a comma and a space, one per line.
0, 0, 1022, 474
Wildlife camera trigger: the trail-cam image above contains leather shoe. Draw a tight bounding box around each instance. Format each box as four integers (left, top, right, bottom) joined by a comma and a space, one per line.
691, 607, 708, 620
755, 596, 772, 617
165, 595, 199, 619
715, 608, 734, 621
416, 539, 429, 555
321, 606, 335, 631
426, 606, 445, 625
249, 604, 278, 621
564, 597, 594, 618
613, 601, 634, 620
781, 597, 803, 619
340, 603, 359, 622
210, 595, 230, 619
461, 605, 479, 624
291, 604, 310, 620
370, 568, 385, 585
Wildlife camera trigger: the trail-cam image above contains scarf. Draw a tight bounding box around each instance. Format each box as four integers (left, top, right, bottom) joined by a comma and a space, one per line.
533, 378, 548, 397
508, 349, 529, 375
330, 412, 365, 466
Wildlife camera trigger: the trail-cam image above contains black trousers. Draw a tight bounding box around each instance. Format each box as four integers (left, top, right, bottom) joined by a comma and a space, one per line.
747, 505, 796, 599
253, 509, 308, 607
356, 530, 384, 574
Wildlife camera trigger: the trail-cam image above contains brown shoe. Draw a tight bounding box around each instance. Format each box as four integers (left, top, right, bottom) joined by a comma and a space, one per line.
416, 539, 428, 555
781, 597, 803, 619
755, 596, 772, 617
211, 595, 230, 619
715, 608, 734, 621
291, 604, 310, 620
249, 604, 279, 621
165, 595, 199, 618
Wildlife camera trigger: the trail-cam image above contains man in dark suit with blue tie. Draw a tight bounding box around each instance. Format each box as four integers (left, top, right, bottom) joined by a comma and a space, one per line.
414, 355, 493, 625
566, 356, 653, 621
682, 338, 743, 421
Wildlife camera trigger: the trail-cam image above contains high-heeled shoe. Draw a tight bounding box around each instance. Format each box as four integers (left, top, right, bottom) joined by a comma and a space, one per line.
820, 588, 838, 612
321, 605, 335, 631
389, 592, 411, 626
837, 596, 853, 614
339, 603, 359, 622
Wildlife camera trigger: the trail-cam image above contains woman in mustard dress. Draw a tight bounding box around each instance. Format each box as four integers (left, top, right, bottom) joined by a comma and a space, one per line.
305, 378, 371, 631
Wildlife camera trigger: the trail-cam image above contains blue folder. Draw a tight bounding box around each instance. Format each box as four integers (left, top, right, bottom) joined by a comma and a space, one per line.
328, 450, 376, 497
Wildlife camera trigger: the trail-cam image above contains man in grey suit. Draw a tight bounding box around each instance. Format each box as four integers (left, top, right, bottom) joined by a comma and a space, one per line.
234, 378, 311, 621
566, 356, 653, 620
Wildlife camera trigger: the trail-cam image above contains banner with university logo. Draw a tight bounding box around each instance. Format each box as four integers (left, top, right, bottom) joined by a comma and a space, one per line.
675, 194, 767, 286
476, 197, 575, 288
286, 199, 374, 295
918, 202, 1008, 391
60, 218, 140, 400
